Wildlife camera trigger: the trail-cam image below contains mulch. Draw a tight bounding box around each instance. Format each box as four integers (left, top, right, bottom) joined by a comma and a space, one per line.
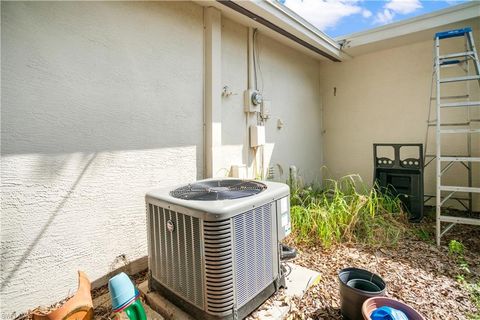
282, 223, 480, 320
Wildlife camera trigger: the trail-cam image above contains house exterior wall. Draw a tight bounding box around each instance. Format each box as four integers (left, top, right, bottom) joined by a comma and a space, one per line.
1, 2, 324, 315
220, 18, 323, 183
1, 1, 204, 316
320, 24, 479, 210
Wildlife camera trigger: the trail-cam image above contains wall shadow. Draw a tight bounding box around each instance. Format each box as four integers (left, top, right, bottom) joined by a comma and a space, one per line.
1, 153, 96, 291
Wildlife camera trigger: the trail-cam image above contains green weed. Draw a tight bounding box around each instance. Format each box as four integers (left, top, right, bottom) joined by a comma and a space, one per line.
467, 281, 480, 319
449, 239, 465, 256
448, 240, 479, 318
412, 227, 432, 242
289, 174, 405, 248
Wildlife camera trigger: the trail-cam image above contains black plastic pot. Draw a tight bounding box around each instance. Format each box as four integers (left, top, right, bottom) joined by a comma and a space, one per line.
338, 268, 386, 320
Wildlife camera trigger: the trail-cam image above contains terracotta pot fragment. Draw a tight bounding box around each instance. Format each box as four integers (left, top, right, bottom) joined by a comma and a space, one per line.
33, 271, 93, 320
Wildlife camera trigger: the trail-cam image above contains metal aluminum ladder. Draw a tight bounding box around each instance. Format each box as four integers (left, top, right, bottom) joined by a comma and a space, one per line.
427, 27, 480, 246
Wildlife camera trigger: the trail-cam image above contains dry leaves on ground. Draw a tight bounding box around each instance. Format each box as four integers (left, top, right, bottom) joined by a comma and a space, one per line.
284, 225, 479, 320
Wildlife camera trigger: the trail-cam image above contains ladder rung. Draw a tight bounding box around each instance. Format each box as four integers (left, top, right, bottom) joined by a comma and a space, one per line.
435, 27, 472, 40
439, 215, 480, 226
428, 122, 470, 127
440, 157, 480, 162
425, 154, 469, 158
440, 101, 480, 108
440, 128, 480, 134
424, 194, 470, 201
440, 75, 480, 83
440, 60, 468, 67
439, 51, 474, 59
431, 95, 469, 100
440, 186, 480, 193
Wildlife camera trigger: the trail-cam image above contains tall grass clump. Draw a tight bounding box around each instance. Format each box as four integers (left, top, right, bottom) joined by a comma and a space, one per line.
289, 174, 406, 248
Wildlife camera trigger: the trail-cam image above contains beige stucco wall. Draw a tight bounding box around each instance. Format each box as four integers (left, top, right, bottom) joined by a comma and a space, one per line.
320, 24, 479, 210
1, 1, 204, 316
1, 2, 325, 315
220, 18, 323, 183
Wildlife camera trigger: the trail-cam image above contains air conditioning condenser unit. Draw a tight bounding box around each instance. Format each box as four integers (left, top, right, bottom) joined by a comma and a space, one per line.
146, 179, 291, 319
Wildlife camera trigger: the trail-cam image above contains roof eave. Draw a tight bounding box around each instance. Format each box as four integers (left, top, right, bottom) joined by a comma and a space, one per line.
196, 0, 342, 62
337, 2, 480, 49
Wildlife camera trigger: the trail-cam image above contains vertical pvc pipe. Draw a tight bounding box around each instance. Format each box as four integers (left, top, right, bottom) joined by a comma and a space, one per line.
435, 36, 442, 246
204, 7, 222, 178
245, 27, 256, 178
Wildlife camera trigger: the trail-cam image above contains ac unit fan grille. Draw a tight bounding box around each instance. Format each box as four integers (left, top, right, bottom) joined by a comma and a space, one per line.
170, 179, 266, 201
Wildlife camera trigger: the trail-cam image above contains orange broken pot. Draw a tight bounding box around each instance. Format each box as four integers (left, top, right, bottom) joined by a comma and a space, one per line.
33, 271, 93, 320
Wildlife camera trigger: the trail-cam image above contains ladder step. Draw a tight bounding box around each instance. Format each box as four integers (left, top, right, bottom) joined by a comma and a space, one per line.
440, 186, 480, 193
440, 101, 480, 108
428, 122, 471, 127
440, 128, 480, 134
424, 194, 470, 201
439, 51, 474, 59
431, 94, 469, 100
439, 215, 480, 226
440, 157, 480, 162
425, 154, 469, 158
435, 27, 472, 40
440, 59, 468, 67
440, 75, 480, 83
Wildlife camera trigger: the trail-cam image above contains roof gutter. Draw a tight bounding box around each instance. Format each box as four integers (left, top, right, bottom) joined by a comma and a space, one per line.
216, 0, 341, 62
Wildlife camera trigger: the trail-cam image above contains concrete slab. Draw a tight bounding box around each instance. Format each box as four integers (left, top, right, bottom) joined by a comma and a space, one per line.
138, 281, 194, 320
284, 262, 322, 298
139, 263, 320, 320
253, 263, 321, 319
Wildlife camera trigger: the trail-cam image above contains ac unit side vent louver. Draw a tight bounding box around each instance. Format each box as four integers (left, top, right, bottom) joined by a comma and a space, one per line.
149, 204, 204, 308
203, 219, 235, 315
233, 204, 273, 308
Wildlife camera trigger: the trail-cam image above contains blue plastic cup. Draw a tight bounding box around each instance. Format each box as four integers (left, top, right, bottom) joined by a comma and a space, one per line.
108, 272, 139, 312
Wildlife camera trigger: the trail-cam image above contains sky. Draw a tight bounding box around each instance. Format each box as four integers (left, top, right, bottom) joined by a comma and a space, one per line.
280, 0, 471, 38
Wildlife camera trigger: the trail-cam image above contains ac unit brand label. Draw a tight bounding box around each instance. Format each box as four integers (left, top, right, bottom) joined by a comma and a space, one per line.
282, 212, 291, 236
166, 220, 175, 232
280, 197, 288, 214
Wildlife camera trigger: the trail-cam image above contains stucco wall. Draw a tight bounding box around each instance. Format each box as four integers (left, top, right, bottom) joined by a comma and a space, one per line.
1, 1, 327, 314
1, 2, 325, 316
220, 18, 324, 183
320, 24, 479, 209
1, 1, 204, 316
259, 33, 323, 183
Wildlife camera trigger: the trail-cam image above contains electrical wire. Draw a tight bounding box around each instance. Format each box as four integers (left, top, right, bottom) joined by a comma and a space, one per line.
253, 28, 264, 93
253, 29, 258, 91
282, 262, 292, 277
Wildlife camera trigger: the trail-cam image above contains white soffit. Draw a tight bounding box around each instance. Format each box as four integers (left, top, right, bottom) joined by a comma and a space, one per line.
195, 0, 342, 62
337, 2, 480, 57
